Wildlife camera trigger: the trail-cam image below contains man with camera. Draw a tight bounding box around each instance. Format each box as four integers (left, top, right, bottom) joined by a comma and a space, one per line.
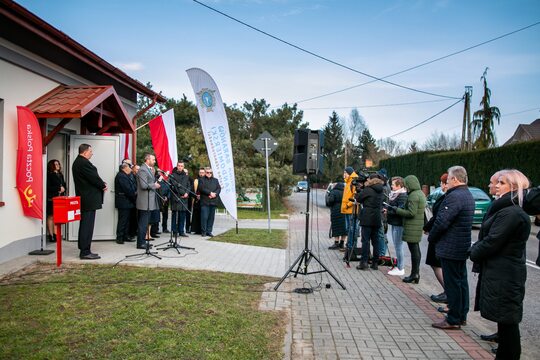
355, 173, 385, 270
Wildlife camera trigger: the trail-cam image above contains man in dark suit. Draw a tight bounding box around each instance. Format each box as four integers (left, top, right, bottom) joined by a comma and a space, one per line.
199, 167, 221, 237
136, 154, 161, 249
72, 143, 107, 259
114, 163, 137, 244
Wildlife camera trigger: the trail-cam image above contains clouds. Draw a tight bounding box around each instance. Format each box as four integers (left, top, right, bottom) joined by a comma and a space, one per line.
113, 62, 144, 72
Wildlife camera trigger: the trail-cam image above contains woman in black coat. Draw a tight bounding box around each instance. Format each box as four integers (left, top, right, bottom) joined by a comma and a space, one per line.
470, 169, 531, 359
46, 159, 66, 242
328, 182, 347, 249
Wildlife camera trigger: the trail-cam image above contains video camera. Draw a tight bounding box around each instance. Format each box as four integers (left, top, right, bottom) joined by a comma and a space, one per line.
351, 170, 369, 187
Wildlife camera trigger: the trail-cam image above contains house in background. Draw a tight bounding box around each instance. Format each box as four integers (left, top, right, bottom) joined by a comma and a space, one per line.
0, 0, 166, 263
503, 118, 540, 145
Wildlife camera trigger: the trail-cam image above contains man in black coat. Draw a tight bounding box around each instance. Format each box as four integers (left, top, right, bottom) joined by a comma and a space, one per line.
169, 161, 191, 237
114, 163, 137, 244
72, 143, 107, 259
355, 174, 385, 270
429, 165, 474, 330
199, 167, 221, 237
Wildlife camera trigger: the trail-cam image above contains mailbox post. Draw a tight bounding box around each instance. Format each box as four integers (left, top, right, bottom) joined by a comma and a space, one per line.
52, 196, 81, 267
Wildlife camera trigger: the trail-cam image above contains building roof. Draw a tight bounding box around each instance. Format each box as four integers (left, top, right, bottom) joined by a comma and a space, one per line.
504, 118, 540, 145
0, 0, 166, 104
27, 85, 134, 134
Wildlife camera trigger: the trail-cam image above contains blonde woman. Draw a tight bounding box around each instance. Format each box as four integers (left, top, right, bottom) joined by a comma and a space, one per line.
470, 169, 531, 359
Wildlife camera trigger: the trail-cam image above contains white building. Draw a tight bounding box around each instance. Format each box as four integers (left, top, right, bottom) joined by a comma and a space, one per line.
0, 0, 166, 262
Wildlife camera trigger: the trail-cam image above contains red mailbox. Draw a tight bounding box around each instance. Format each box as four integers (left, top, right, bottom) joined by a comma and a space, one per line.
52, 196, 81, 267
53, 196, 81, 224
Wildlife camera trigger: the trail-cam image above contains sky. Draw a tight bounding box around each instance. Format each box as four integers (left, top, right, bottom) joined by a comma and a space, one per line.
16, 0, 540, 146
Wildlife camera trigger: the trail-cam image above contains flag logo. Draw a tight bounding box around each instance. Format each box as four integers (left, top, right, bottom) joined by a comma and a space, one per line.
197, 89, 216, 112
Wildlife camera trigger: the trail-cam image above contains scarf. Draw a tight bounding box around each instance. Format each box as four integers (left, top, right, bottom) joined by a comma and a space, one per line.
389, 187, 407, 201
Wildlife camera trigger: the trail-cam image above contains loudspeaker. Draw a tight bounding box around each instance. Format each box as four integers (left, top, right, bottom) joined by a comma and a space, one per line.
293, 129, 323, 175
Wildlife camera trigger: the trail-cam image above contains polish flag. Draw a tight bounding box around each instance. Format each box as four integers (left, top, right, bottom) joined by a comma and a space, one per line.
148, 109, 178, 173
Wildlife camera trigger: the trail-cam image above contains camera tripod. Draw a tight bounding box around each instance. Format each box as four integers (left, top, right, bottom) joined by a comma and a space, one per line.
274, 180, 346, 291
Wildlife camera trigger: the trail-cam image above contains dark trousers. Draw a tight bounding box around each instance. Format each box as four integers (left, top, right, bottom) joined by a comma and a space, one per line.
191, 204, 201, 234
441, 258, 469, 325
407, 242, 421, 276
200, 205, 216, 235
137, 210, 150, 247
172, 211, 187, 235
78, 210, 96, 256
116, 208, 131, 241
128, 208, 138, 237
497, 322, 520, 359
360, 225, 380, 262
161, 202, 169, 231
185, 199, 193, 232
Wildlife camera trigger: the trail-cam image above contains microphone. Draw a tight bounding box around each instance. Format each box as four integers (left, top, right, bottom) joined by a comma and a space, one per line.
156, 168, 169, 176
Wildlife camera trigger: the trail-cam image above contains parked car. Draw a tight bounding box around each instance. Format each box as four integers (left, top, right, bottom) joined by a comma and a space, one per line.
295, 181, 308, 192
427, 186, 491, 224
325, 182, 336, 206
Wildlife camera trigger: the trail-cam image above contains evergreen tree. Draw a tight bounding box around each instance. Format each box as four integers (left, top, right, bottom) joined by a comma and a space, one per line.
473, 68, 501, 149
322, 111, 345, 182
358, 129, 377, 168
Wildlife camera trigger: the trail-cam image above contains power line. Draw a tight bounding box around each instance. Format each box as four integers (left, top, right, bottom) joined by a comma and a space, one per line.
502, 107, 540, 117
193, 0, 461, 100
388, 97, 464, 138
295, 20, 540, 104
301, 99, 452, 111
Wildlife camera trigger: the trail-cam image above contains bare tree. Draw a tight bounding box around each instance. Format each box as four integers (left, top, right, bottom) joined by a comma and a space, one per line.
377, 137, 407, 157
423, 131, 461, 151
343, 108, 367, 166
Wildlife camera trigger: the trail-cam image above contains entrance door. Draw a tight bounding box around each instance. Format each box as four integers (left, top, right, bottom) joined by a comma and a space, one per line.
68, 135, 119, 241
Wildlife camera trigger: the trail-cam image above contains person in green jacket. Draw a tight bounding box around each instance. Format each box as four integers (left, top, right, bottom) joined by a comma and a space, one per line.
386, 175, 426, 284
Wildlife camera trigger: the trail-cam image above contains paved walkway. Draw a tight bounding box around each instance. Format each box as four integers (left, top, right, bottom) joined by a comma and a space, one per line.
1, 210, 527, 359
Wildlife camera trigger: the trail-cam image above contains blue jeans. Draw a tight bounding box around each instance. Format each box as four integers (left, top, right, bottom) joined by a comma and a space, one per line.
200, 205, 216, 235
441, 258, 469, 325
346, 215, 359, 249
390, 225, 404, 270
360, 225, 380, 262
171, 211, 187, 235
377, 225, 387, 256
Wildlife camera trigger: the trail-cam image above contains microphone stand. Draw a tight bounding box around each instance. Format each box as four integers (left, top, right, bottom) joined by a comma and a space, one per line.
125, 167, 165, 260
157, 173, 195, 251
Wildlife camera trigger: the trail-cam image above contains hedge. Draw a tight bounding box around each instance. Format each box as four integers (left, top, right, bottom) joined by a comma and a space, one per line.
379, 141, 540, 192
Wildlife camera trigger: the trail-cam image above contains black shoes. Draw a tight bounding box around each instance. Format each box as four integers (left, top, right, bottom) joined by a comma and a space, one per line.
162, 229, 171, 233
80, 253, 100, 260
430, 292, 448, 303
370, 262, 378, 270
179, 233, 189, 237
402, 274, 420, 284
116, 238, 124, 244
480, 333, 499, 343
356, 262, 368, 270
137, 244, 153, 249
328, 242, 340, 250
206, 233, 214, 237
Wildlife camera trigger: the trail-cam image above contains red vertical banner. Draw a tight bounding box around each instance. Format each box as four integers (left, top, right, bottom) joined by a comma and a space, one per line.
16, 106, 43, 219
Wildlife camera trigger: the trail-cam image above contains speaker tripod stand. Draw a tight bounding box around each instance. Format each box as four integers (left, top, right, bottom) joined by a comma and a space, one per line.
274, 181, 346, 291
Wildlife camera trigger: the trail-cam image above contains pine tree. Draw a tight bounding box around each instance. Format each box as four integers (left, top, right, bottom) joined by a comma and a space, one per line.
322, 111, 345, 182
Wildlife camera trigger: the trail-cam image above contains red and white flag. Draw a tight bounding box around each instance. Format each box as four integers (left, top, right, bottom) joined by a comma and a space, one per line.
16, 106, 43, 219
148, 109, 178, 173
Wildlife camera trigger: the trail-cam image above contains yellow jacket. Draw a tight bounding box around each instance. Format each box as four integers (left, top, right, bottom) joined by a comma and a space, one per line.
341, 172, 358, 214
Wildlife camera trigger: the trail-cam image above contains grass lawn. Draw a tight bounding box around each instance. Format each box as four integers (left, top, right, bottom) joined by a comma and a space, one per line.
0, 264, 285, 360
211, 229, 288, 249
236, 208, 288, 220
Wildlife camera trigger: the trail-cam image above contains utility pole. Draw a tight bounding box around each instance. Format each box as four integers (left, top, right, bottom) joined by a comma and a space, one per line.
466, 86, 473, 150
461, 86, 473, 150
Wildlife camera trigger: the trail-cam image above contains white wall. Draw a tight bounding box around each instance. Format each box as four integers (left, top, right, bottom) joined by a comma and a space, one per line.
0, 59, 59, 251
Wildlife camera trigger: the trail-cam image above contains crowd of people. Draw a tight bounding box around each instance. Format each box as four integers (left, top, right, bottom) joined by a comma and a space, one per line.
46, 145, 221, 257
326, 164, 539, 359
